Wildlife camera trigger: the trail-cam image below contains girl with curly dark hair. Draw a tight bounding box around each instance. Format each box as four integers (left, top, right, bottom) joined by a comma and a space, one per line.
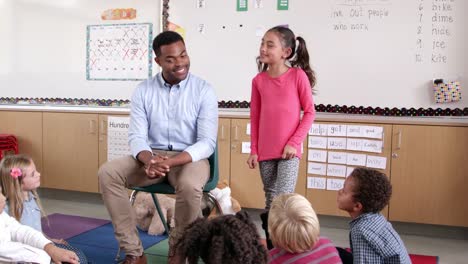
175, 211, 268, 264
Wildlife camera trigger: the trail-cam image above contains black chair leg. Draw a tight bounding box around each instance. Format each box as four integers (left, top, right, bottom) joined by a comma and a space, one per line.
205, 192, 223, 216
150, 193, 171, 235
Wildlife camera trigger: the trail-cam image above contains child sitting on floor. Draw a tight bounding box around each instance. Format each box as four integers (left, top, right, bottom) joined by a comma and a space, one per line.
0, 154, 87, 263
0, 184, 79, 263
337, 167, 411, 263
268, 193, 342, 264
176, 210, 268, 264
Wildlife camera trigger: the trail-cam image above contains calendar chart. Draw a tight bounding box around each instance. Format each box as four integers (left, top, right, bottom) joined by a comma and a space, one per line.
87, 23, 153, 80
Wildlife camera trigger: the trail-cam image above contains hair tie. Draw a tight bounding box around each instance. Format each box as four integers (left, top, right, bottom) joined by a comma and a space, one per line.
10, 168, 22, 179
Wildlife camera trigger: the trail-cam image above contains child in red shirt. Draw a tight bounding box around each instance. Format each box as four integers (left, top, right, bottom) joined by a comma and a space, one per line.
247, 26, 316, 249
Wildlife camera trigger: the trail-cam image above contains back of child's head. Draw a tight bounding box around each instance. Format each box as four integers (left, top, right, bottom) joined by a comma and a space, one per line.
258, 26, 316, 89
0, 154, 38, 220
269, 193, 320, 253
176, 210, 268, 264
350, 167, 392, 213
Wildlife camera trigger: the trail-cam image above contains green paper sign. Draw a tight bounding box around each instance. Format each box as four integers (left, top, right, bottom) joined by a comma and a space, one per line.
277, 0, 289, 10
237, 0, 248, 11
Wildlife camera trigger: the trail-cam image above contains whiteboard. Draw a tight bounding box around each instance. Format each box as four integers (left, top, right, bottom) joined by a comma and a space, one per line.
168, 0, 467, 108
0, 0, 160, 100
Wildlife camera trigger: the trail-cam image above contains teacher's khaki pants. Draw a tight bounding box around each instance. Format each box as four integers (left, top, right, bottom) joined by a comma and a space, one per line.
98, 150, 209, 257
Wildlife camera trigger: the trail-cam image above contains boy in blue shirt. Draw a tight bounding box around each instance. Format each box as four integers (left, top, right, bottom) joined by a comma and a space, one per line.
337, 167, 411, 264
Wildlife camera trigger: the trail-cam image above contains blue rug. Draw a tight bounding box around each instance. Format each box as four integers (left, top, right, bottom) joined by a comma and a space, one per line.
68, 223, 167, 263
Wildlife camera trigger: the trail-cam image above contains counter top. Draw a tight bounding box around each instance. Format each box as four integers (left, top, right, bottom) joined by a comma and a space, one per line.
1, 105, 467, 126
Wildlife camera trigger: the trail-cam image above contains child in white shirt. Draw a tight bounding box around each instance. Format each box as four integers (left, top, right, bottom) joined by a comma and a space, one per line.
0, 185, 79, 264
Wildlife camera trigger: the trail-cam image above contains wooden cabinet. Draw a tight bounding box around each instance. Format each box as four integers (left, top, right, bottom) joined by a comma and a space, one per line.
0, 111, 43, 173
98, 115, 109, 167
217, 118, 231, 184
306, 122, 393, 217
2, 109, 468, 227
228, 118, 308, 209
229, 118, 265, 209
42, 113, 99, 193
389, 125, 468, 227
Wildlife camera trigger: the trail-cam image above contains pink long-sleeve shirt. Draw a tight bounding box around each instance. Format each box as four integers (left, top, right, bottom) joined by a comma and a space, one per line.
268, 237, 342, 264
250, 67, 315, 161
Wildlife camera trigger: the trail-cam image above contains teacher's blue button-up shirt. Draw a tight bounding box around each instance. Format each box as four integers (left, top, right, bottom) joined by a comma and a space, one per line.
128, 72, 218, 162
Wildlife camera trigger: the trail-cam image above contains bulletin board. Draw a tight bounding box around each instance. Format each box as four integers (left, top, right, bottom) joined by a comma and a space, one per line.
167, 0, 468, 108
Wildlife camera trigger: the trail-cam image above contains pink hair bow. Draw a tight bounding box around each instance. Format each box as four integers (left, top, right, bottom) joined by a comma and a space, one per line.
10, 168, 22, 179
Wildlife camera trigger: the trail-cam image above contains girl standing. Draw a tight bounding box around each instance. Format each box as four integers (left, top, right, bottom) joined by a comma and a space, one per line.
247, 26, 316, 249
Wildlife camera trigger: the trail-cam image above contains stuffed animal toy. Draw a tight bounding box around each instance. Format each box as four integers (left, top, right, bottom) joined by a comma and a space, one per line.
209, 181, 241, 216
132, 192, 175, 236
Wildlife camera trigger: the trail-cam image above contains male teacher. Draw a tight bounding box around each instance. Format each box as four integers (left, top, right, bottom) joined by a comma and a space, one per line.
98, 31, 218, 264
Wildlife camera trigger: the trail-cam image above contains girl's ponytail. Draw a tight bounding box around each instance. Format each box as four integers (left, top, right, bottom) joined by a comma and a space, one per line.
256, 57, 268, 73
292, 36, 316, 92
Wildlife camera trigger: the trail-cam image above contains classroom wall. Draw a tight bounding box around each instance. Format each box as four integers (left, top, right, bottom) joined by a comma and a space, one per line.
0, 0, 160, 99
1, 0, 467, 109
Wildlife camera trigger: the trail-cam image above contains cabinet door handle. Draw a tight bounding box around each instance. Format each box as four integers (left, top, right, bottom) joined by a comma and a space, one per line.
99, 120, 106, 141
89, 120, 97, 134
395, 131, 402, 150
220, 125, 225, 140
233, 125, 239, 141
100, 120, 107, 135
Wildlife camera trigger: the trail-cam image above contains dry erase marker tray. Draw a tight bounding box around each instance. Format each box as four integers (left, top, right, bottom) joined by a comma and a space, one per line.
1, 98, 467, 117
0, 97, 130, 108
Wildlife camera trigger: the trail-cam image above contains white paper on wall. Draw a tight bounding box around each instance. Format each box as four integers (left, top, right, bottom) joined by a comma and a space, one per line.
362, 139, 383, 153
308, 177, 326, 189
347, 138, 363, 151
241, 142, 251, 154
246, 123, 251, 135
107, 116, 131, 161
327, 164, 347, 177
309, 124, 327, 136
346, 166, 356, 177
346, 125, 364, 138
347, 153, 367, 166
308, 149, 327, 162
328, 151, 347, 164
327, 178, 345, 191
327, 124, 347, 137
307, 162, 327, 175
308, 136, 327, 149
363, 126, 384, 139
366, 155, 387, 169
327, 137, 347, 150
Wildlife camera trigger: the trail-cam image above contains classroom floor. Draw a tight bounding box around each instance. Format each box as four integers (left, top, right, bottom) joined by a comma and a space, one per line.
39, 188, 468, 264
